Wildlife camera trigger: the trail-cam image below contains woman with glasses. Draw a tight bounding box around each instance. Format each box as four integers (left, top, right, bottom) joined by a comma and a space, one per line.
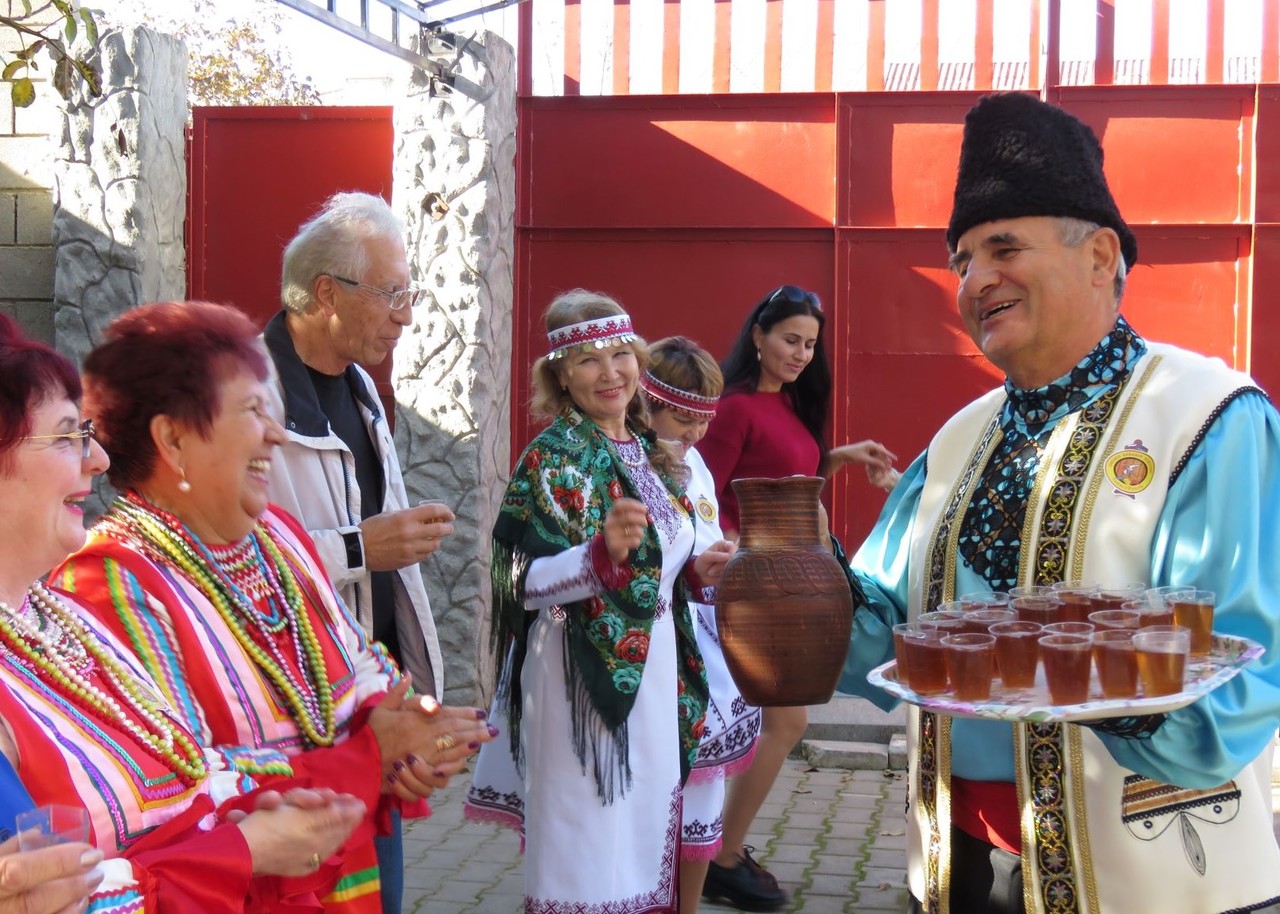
0, 312, 369, 911
465, 290, 736, 913
696, 284, 897, 911
53, 301, 495, 914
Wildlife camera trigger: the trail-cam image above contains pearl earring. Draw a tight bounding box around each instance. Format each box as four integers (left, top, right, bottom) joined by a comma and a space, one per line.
177, 468, 192, 493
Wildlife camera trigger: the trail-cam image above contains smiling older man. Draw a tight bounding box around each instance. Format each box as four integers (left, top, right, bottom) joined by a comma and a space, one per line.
838, 93, 1280, 914
261, 192, 455, 914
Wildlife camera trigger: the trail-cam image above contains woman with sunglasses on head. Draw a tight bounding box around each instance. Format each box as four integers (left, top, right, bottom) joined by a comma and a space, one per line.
640, 336, 763, 914
52, 301, 494, 914
0, 313, 369, 912
696, 284, 897, 911
465, 291, 736, 913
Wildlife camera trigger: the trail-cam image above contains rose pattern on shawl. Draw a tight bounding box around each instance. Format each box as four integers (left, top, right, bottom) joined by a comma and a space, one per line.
615, 630, 650, 664
630, 575, 660, 611
612, 667, 643, 693
592, 615, 626, 643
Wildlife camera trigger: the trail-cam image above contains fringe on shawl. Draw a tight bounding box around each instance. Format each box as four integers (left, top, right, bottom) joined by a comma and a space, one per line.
489, 536, 635, 804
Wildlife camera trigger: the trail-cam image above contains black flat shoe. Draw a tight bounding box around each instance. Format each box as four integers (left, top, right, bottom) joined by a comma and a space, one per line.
702, 845, 787, 912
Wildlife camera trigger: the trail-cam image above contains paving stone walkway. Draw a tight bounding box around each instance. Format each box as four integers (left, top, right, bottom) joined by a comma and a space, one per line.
402, 759, 911, 913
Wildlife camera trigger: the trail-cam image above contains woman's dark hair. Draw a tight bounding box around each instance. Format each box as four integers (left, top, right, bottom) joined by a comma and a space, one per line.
83, 301, 268, 490
0, 313, 82, 475
721, 285, 831, 474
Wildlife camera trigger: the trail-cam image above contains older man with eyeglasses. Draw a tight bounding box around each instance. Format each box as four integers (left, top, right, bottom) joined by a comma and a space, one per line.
261, 191, 453, 914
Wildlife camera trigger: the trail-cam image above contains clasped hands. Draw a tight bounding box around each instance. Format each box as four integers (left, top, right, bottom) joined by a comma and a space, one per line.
366, 676, 496, 803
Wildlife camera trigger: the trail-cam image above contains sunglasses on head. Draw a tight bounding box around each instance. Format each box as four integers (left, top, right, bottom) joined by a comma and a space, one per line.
765, 284, 822, 311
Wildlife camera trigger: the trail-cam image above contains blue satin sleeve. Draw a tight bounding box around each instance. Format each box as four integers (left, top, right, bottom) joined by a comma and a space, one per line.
835, 452, 927, 711
1096, 391, 1280, 787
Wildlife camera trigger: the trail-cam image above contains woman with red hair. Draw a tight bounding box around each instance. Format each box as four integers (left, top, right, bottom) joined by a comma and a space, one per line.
0, 312, 367, 912
54, 301, 495, 913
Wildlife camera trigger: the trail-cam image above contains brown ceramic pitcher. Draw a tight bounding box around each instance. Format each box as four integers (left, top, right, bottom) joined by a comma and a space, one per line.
714, 476, 854, 706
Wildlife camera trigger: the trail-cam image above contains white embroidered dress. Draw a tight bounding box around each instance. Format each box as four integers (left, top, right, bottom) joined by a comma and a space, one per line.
467, 436, 694, 913
680, 447, 760, 858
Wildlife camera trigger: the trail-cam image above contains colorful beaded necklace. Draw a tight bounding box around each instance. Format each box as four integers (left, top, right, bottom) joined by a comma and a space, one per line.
0, 583, 208, 785
100, 492, 336, 749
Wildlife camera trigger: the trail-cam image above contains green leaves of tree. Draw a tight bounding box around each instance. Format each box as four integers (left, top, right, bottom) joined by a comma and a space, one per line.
2, 4, 103, 108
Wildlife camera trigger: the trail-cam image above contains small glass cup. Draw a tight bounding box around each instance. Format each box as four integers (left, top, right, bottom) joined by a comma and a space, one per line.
1088, 609, 1141, 631
1169, 589, 1215, 658
1093, 629, 1139, 699
989, 620, 1042, 690
1008, 584, 1057, 599
1012, 595, 1061, 627
1042, 621, 1094, 636
941, 632, 996, 702
898, 625, 949, 695
917, 609, 967, 635
961, 608, 1015, 635
957, 591, 1012, 612
1039, 632, 1094, 705
891, 622, 917, 687
1091, 582, 1147, 611
1133, 625, 1191, 696
15, 805, 90, 851
1051, 581, 1098, 625
1126, 597, 1174, 628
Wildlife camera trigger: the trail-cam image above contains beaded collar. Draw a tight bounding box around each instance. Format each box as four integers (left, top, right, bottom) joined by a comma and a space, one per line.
98, 492, 337, 748
0, 583, 208, 785
1002, 316, 1146, 437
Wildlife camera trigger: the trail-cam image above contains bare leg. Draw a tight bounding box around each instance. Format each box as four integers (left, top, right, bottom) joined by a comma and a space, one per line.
714, 705, 808, 867
679, 859, 709, 914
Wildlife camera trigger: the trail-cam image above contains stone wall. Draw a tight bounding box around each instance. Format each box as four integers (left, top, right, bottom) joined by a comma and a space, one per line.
394, 32, 516, 706
53, 26, 187, 371
0, 1, 61, 341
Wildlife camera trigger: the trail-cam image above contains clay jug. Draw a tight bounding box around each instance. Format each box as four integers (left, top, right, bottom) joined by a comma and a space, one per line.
715, 476, 854, 706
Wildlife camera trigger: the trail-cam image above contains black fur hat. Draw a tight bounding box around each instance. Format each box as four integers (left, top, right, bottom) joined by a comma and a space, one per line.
946, 93, 1138, 268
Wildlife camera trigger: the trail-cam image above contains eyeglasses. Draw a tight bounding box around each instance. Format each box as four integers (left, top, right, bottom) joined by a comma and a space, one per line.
21, 418, 96, 460
765, 284, 822, 311
325, 273, 424, 311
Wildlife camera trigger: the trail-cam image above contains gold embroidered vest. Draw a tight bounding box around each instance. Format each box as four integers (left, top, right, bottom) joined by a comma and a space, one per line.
903, 344, 1279, 914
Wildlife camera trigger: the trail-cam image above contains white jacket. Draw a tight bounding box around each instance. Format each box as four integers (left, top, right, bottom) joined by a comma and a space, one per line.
260, 312, 444, 696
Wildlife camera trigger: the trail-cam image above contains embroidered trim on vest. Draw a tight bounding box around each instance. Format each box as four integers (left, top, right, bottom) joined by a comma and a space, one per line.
919, 710, 942, 912
1167, 386, 1266, 488
924, 412, 1003, 611
1020, 370, 1132, 912
1032, 385, 1121, 586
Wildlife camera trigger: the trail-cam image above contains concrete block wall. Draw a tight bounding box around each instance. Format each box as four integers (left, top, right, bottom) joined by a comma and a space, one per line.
0, 2, 61, 341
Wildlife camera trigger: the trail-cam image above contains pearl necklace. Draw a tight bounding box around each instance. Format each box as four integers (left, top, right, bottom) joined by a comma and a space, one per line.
0, 584, 207, 785
103, 493, 336, 749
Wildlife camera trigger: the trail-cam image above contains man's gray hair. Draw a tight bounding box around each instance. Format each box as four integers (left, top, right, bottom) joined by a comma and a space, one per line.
1057, 216, 1127, 303
280, 192, 406, 315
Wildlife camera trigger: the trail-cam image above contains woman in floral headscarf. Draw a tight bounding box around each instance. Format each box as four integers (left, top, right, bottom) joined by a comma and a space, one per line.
465, 290, 735, 912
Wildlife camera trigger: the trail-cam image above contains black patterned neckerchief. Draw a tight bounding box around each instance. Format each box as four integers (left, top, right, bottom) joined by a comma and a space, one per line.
956, 317, 1147, 590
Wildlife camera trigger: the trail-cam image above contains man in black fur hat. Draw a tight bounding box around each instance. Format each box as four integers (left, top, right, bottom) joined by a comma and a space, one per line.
837, 93, 1280, 913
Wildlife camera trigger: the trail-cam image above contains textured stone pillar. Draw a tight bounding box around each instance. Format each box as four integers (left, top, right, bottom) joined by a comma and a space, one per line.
53, 26, 187, 369
394, 32, 516, 705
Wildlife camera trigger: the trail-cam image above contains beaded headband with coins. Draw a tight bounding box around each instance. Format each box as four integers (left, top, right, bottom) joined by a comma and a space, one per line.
547, 315, 637, 360
639, 372, 718, 419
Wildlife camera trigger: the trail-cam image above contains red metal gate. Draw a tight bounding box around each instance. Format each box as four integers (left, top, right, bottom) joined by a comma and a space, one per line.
187, 106, 397, 411
514, 84, 1265, 545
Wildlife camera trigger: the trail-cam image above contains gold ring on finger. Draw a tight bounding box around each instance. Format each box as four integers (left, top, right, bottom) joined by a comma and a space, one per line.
624, 525, 632, 537
436, 733, 457, 752
309, 853, 321, 870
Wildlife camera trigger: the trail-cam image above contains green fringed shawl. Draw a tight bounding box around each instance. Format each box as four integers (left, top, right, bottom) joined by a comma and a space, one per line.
490, 410, 709, 802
